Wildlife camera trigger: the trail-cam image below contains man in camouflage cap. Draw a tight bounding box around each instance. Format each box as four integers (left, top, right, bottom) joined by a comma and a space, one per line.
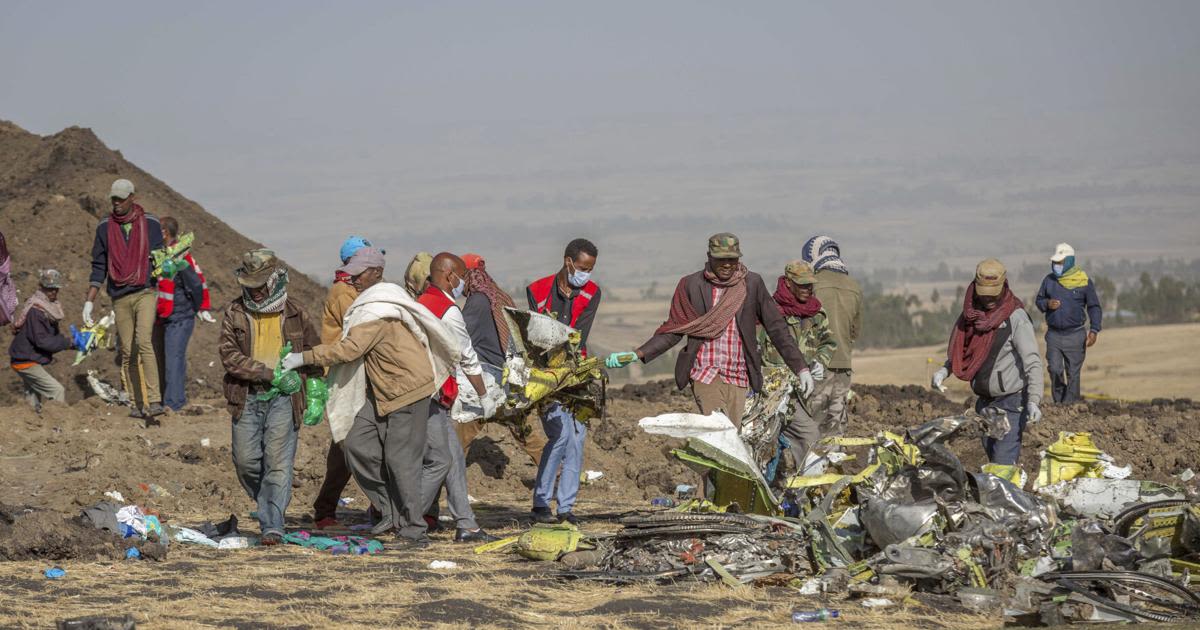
9, 269, 74, 411
608, 233, 813, 428
759, 261, 838, 476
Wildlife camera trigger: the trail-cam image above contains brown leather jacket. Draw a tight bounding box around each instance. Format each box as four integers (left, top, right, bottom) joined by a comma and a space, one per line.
218, 298, 320, 425
637, 269, 808, 393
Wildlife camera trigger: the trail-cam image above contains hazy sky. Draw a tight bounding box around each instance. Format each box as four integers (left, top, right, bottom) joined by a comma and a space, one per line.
3, 0, 1199, 280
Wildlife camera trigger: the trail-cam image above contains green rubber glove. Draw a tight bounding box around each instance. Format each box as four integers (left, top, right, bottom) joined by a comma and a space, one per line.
605, 352, 637, 369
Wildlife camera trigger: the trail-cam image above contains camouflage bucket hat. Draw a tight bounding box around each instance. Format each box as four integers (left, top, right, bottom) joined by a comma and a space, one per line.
237, 249, 279, 288
39, 269, 64, 289
784, 260, 816, 285
707, 232, 742, 259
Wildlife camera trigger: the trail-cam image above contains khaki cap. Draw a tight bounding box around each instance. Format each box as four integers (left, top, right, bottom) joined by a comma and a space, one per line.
707, 232, 742, 259
236, 249, 279, 288
784, 260, 816, 285
404, 252, 433, 298
974, 258, 1007, 297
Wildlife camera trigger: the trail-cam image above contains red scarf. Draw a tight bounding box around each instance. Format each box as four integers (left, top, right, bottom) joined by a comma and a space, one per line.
106, 204, 149, 287
772, 276, 822, 318
654, 263, 749, 339
333, 270, 352, 285
948, 282, 1023, 382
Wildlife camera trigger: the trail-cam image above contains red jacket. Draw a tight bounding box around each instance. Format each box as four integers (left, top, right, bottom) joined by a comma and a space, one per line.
417, 286, 459, 408
156, 251, 210, 319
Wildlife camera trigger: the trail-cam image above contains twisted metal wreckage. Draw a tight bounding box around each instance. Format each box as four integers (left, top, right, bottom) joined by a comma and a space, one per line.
478, 364, 1200, 624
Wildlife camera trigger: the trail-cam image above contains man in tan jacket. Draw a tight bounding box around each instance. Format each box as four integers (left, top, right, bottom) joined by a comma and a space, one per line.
283, 248, 449, 547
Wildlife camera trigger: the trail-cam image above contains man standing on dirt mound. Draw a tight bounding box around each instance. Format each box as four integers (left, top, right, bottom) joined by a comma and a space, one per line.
608, 233, 813, 429
154, 216, 213, 412
933, 259, 1043, 479
800, 235, 862, 439
9, 269, 75, 411
84, 179, 166, 421
282, 247, 460, 549
525, 238, 602, 525
1035, 243, 1102, 404
219, 250, 321, 545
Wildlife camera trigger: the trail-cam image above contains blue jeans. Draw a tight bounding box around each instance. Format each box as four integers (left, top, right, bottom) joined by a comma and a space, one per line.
232, 396, 298, 535
533, 403, 586, 514
162, 316, 195, 410
978, 391, 1028, 466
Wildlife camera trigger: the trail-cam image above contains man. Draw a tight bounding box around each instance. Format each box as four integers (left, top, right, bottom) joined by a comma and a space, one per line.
404, 251, 433, 299
456, 254, 547, 465
609, 233, 813, 429
524, 238, 602, 524
801, 235, 862, 439
155, 216, 213, 411
9, 270, 74, 410
0, 231, 15, 326
933, 259, 1043, 472
416, 253, 498, 543
218, 250, 320, 545
311, 236, 373, 529
85, 179, 166, 418
282, 247, 460, 548
1035, 243, 1102, 404
758, 261, 838, 474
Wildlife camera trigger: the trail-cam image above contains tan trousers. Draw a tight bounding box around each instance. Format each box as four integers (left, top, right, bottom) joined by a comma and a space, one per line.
16, 364, 66, 407
692, 379, 748, 428
455, 417, 549, 466
114, 289, 160, 407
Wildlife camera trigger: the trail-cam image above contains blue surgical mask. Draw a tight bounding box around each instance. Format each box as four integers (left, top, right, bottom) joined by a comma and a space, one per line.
567, 262, 592, 288
452, 277, 465, 299
1052, 263, 1064, 277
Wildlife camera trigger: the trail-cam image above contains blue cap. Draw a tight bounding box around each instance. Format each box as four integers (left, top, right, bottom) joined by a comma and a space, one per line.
340, 236, 372, 264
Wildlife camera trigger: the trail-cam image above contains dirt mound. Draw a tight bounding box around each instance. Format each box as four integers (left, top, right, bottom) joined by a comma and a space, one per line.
0, 503, 165, 562
0, 121, 326, 407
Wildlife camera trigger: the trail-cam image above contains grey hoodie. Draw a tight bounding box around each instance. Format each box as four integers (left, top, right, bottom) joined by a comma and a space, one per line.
945, 308, 1043, 405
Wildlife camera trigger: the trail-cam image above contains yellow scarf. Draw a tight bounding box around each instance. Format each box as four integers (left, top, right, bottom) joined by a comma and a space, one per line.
1057, 266, 1090, 290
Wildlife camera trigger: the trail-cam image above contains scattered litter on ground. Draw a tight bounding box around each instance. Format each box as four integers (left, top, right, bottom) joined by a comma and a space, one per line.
429, 560, 459, 569
43, 567, 65, 579
791, 608, 839, 622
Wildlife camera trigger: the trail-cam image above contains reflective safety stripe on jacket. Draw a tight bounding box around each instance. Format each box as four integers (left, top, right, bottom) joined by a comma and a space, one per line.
417, 286, 459, 407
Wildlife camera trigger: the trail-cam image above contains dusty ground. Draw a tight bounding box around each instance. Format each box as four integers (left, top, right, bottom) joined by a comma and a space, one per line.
2, 379, 1198, 627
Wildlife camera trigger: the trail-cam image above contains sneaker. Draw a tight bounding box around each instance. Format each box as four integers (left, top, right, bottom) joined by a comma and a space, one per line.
557, 511, 580, 526
531, 507, 558, 524
314, 516, 339, 529
455, 528, 500, 544
261, 532, 283, 546
145, 402, 166, 417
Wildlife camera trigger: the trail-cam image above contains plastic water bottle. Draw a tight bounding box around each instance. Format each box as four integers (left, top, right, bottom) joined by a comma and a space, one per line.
650, 497, 674, 508
792, 609, 839, 622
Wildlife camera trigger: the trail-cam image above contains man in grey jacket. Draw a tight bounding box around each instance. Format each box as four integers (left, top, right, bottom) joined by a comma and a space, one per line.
932, 259, 1043, 467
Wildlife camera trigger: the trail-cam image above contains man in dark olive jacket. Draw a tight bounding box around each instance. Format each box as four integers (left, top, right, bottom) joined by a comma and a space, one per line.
607, 233, 813, 427
9, 269, 74, 410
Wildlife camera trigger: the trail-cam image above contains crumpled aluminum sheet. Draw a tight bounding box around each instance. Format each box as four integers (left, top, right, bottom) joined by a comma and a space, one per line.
860, 496, 940, 548
970, 473, 1056, 531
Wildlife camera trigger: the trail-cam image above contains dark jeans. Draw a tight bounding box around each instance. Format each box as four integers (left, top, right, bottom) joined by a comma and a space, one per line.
161, 316, 195, 410
1045, 328, 1086, 404
977, 391, 1028, 466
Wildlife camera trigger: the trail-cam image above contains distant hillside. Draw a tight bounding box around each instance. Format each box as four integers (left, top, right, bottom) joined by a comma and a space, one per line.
0, 120, 325, 407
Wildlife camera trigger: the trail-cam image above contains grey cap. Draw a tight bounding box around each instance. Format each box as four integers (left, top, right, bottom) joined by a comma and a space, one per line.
338, 247, 386, 277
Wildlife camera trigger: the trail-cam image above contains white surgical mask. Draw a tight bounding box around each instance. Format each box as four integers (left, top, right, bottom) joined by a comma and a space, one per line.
452, 276, 465, 299
567, 262, 591, 288
1052, 263, 1064, 277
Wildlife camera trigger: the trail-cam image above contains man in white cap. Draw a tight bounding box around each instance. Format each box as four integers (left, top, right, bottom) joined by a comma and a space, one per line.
1035, 243, 1102, 404
85, 179, 167, 420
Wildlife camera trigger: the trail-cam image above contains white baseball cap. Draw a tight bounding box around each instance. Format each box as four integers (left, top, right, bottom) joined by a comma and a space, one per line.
110, 179, 135, 200
1050, 243, 1075, 263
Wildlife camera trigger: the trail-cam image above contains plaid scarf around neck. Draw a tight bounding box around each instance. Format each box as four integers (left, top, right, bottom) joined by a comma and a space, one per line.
654, 263, 749, 339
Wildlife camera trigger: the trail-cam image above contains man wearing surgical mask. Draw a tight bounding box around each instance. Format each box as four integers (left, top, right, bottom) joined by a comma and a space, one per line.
415, 252, 498, 543
524, 238, 602, 524
1035, 243, 1102, 404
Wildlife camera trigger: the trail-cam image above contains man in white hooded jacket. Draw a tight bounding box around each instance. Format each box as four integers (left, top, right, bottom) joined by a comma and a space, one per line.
283, 248, 459, 547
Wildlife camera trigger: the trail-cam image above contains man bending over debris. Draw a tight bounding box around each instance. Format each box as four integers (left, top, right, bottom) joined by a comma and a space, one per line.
9, 269, 74, 411
219, 250, 320, 545
525, 238, 603, 525
757, 261, 837, 473
85, 179, 166, 419
609, 233, 813, 428
282, 247, 460, 549
415, 253, 499, 543
933, 259, 1043, 474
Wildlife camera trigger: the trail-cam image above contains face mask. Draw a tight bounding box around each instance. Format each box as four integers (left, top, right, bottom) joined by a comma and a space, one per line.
567, 262, 591, 288
1052, 263, 1064, 277
452, 276, 465, 299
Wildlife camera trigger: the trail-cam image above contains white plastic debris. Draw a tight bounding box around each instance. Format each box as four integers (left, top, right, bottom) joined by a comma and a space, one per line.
1100, 461, 1132, 480
428, 560, 458, 570
200, 438, 211, 448
798, 577, 822, 595
208, 361, 215, 368
1037, 478, 1185, 519
467, 494, 479, 504
338, 497, 355, 507
861, 598, 894, 608
584, 471, 604, 482
218, 536, 252, 549
104, 490, 126, 503
639, 412, 735, 438
1180, 469, 1196, 482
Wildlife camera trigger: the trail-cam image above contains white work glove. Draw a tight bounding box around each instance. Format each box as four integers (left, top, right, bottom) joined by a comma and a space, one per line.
797, 369, 815, 398
931, 367, 949, 392
480, 396, 498, 420
281, 352, 306, 371
1027, 401, 1043, 424
197, 311, 216, 323
82, 301, 95, 327
810, 361, 826, 381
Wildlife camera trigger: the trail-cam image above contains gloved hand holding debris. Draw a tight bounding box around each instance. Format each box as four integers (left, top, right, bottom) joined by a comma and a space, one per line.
810, 361, 826, 381
1027, 401, 1042, 424
281, 352, 305, 371
931, 367, 949, 392
257, 343, 304, 401
797, 368, 814, 397
605, 352, 637, 369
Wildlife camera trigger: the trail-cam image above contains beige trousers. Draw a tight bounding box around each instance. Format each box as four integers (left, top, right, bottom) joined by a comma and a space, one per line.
692, 379, 748, 428
114, 289, 161, 407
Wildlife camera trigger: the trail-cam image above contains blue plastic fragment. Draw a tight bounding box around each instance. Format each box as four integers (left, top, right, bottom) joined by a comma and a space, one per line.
44, 567, 66, 579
